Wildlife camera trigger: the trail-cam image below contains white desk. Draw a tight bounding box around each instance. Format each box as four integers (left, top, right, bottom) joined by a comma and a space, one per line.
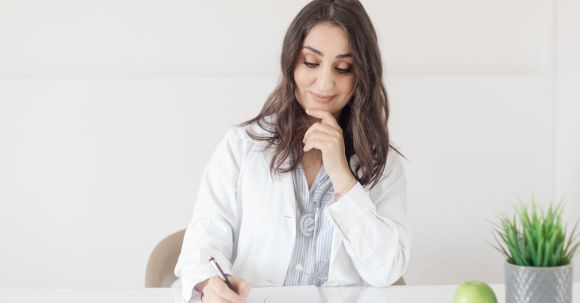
0, 283, 578, 303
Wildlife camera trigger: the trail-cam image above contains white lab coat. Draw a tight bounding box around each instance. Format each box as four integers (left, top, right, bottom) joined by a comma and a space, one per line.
175, 120, 410, 302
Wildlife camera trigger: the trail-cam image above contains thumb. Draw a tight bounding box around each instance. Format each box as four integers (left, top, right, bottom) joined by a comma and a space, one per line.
229, 276, 251, 298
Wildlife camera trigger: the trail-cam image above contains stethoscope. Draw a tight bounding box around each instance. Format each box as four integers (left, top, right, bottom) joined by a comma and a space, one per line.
293, 166, 333, 282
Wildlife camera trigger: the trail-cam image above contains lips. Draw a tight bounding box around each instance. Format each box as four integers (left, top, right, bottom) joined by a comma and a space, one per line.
309, 91, 335, 103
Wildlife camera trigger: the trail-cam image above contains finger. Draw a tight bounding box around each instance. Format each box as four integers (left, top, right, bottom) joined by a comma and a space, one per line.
305, 108, 339, 127
209, 278, 244, 303
303, 123, 341, 144
238, 284, 251, 299
218, 283, 244, 303
230, 277, 251, 298
202, 288, 228, 303
303, 132, 337, 153
303, 137, 332, 153
206, 294, 229, 303
305, 130, 341, 147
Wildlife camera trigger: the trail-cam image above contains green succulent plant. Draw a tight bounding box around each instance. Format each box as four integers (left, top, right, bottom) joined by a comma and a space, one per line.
490, 198, 579, 267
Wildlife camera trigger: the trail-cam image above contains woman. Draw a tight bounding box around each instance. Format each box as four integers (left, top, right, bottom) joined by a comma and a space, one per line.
175, 0, 409, 302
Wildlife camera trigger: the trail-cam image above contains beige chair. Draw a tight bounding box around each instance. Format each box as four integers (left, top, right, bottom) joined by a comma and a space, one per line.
145, 229, 406, 287
145, 229, 186, 287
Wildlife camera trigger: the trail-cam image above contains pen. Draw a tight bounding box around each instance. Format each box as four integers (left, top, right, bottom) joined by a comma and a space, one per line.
209, 256, 236, 291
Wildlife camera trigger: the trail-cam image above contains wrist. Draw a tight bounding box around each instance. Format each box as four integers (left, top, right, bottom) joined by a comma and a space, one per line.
334, 175, 357, 197
339, 179, 357, 196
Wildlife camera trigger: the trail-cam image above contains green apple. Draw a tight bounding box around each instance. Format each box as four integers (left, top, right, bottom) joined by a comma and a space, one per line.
454, 280, 497, 303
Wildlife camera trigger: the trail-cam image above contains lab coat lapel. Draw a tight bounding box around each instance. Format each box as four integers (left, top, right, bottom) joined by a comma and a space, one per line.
261, 146, 298, 284
262, 146, 296, 218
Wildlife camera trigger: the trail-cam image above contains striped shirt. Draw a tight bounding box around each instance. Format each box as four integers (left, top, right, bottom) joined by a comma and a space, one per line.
283, 163, 335, 286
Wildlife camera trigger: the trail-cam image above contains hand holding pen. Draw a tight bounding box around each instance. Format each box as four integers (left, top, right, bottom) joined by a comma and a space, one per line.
193, 256, 251, 303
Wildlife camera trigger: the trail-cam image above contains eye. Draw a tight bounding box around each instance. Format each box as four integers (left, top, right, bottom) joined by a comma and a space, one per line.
336, 66, 352, 74
303, 61, 319, 68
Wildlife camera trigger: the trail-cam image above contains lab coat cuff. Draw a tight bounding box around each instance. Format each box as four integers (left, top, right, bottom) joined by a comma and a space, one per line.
180, 255, 233, 303
325, 182, 375, 233
180, 277, 195, 303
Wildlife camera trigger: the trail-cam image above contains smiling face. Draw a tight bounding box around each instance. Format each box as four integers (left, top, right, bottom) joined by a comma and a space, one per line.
294, 22, 355, 119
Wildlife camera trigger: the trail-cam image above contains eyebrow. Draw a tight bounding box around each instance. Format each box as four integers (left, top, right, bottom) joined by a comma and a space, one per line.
303, 46, 352, 59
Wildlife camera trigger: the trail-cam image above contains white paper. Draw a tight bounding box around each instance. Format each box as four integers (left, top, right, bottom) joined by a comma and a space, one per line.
246, 286, 322, 303
176, 286, 322, 303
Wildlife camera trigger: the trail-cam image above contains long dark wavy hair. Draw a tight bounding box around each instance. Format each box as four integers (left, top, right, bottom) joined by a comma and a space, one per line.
240, 0, 400, 188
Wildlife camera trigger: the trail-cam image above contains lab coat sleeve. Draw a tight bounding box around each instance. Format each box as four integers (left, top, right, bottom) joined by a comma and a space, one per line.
174, 127, 247, 303
324, 151, 410, 287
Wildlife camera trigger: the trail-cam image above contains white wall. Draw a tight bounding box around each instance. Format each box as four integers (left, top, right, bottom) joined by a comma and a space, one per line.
0, 0, 578, 287
556, 0, 580, 251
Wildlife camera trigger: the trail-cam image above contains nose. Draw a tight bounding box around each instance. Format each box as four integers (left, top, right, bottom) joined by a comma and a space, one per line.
315, 64, 334, 92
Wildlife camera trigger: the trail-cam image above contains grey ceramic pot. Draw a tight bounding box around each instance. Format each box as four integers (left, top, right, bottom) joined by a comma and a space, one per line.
505, 261, 573, 303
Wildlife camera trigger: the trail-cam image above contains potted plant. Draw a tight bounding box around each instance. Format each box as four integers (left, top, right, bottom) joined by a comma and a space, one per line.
491, 199, 579, 303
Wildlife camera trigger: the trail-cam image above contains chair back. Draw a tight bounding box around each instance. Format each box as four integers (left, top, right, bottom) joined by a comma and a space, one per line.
145, 229, 186, 287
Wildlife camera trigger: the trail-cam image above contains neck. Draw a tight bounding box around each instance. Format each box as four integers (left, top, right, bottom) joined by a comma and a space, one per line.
301, 150, 322, 168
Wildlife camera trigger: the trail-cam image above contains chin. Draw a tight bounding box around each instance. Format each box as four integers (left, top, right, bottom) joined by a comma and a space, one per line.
297, 96, 342, 116
306, 104, 333, 113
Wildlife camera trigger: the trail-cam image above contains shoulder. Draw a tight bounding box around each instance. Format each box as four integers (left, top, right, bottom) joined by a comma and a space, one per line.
377, 148, 406, 190
350, 146, 404, 174
352, 147, 405, 191
385, 148, 405, 177
223, 120, 271, 146
223, 114, 276, 145
215, 115, 276, 162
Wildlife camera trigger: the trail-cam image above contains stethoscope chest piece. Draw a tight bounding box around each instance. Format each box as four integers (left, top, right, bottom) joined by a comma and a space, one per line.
299, 213, 316, 237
